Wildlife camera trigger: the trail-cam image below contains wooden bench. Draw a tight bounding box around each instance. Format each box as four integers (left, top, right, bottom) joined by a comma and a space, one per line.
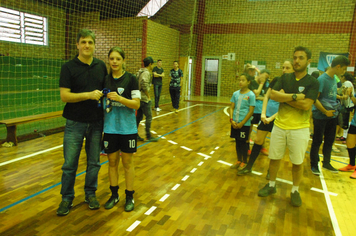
0, 111, 63, 146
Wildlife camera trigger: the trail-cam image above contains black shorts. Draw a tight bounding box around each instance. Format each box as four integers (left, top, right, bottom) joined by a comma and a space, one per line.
251, 114, 261, 125
348, 125, 356, 135
230, 126, 250, 141
257, 119, 275, 132
103, 133, 137, 154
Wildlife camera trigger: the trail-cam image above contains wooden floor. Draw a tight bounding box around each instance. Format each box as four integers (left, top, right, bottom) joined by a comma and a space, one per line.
0, 102, 353, 236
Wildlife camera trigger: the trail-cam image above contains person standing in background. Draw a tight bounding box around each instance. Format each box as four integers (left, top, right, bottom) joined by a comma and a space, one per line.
152, 59, 165, 111
169, 61, 183, 113
136, 57, 159, 142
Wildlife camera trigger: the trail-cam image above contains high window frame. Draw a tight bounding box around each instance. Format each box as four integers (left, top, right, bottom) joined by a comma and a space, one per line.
0, 7, 48, 46
137, 0, 169, 18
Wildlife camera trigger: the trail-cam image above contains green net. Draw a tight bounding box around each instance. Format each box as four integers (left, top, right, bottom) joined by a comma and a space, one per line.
0, 0, 355, 140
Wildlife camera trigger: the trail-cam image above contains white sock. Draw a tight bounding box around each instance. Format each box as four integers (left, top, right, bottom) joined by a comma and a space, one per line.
291, 186, 299, 193
269, 181, 275, 187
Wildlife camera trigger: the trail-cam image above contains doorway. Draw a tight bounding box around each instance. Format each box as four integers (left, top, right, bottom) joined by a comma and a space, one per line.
201, 57, 221, 97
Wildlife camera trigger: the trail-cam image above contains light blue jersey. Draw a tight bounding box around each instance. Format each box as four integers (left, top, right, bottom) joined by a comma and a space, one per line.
230, 90, 256, 126
104, 102, 137, 135
266, 99, 279, 117
312, 72, 338, 119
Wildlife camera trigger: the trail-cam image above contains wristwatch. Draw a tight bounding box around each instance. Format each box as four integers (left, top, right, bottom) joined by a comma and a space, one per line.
292, 94, 297, 101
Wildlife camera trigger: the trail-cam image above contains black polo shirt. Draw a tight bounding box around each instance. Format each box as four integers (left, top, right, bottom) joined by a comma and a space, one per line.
273, 73, 319, 100
59, 56, 108, 122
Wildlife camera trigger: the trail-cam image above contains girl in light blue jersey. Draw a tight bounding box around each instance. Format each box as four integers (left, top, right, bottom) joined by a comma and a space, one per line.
102, 47, 141, 212
230, 73, 256, 169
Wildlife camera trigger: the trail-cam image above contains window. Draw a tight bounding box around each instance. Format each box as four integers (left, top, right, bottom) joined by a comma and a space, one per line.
0, 7, 48, 46
137, 0, 170, 18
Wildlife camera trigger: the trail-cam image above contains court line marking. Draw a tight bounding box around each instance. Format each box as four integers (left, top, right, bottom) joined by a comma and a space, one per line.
0, 105, 224, 213
159, 194, 170, 202
127, 130, 213, 233
198, 153, 210, 158
0, 145, 63, 167
144, 206, 157, 215
139, 104, 202, 124
181, 146, 192, 151
137, 140, 211, 232
181, 175, 189, 181
171, 184, 180, 190
318, 162, 342, 236
311, 187, 338, 197
126, 220, 141, 232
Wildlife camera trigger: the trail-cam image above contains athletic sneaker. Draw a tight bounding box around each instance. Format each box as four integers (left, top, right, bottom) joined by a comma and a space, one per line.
237, 167, 251, 176
311, 166, 320, 175
104, 195, 120, 209
339, 164, 356, 172
155, 107, 162, 111
125, 196, 135, 212
238, 162, 246, 170
56, 200, 73, 216
350, 170, 356, 179
85, 196, 100, 210
322, 164, 339, 173
146, 137, 159, 142
230, 161, 241, 169
260, 148, 269, 155
290, 191, 302, 207
258, 183, 276, 197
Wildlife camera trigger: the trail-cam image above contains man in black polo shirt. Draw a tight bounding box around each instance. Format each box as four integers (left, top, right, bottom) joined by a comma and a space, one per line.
57, 29, 107, 216
152, 59, 165, 111
257, 46, 319, 207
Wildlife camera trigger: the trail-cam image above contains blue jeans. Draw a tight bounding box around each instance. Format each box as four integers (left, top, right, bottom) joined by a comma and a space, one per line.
169, 87, 180, 109
136, 101, 152, 139
60, 119, 103, 201
154, 84, 162, 108
310, 118, 337, 168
